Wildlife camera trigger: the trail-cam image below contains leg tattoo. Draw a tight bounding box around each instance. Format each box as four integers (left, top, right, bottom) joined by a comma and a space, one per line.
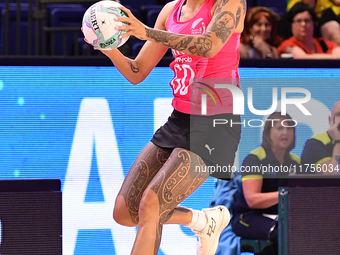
154, 223, 163, 255
146, 149, 208, 253
119, 143, 172, 224
151, 148, 209, 225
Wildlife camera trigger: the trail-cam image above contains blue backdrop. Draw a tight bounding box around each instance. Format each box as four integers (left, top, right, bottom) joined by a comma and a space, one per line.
0, 66, 339, 254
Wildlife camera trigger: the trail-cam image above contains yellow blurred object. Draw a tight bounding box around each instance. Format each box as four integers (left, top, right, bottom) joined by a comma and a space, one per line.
286, 0, 340, 17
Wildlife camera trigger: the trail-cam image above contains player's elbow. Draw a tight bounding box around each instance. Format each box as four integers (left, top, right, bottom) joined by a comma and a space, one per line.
129, 79, 141, 85
124, 77, 139, 85
132, 77, 147, 85
126, 74, 147, 85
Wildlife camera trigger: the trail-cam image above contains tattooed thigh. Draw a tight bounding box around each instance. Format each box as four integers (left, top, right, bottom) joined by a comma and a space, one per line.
147, 148, 209, 224
119, 142, 172, 224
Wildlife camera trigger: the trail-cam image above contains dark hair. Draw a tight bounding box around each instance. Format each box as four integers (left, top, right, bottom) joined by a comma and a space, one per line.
241, 6, 282, 47
279, 2, 321, 40
261, 112, 296, 153
286, 2, 318, 24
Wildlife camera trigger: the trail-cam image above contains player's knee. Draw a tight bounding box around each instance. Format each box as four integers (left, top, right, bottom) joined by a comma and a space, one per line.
113, 196, 135, 227
138, 189, 159, 221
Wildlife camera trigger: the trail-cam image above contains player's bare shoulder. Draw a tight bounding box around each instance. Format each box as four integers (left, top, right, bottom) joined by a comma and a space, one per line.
212, 0, 247, 13
155, 0, 178, 29
211, 0, 246, 33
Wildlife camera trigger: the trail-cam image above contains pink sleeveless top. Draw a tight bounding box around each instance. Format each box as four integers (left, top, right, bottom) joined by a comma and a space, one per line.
166, 0, 241, 115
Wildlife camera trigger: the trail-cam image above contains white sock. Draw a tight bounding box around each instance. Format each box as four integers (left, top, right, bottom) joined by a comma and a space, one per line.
186, 209, 207, 232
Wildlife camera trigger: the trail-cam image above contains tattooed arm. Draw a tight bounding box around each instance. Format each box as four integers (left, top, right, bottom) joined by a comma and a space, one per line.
118, 0, 246, 58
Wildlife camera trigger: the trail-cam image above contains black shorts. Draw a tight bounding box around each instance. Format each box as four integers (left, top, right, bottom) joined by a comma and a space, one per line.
151, 109, 241, 180
319, 8, 340, 27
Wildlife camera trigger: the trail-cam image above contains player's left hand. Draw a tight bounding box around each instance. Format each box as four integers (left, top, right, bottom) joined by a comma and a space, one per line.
115, 6, 150, 41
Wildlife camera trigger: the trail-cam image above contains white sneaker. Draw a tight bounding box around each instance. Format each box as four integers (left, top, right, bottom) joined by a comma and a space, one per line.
194, 205, 230, 255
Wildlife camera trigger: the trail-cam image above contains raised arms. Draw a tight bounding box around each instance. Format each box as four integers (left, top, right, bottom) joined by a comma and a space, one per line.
118, 0, 246, 58
91, 2, 174, 84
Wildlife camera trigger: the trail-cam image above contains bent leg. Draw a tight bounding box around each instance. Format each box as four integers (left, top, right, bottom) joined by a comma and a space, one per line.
114, 142, 206, 228
131, 148, 209, 255
113, 142, 173, 226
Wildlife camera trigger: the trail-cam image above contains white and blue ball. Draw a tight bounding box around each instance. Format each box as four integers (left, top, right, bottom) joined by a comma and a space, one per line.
82, 0, 129, 50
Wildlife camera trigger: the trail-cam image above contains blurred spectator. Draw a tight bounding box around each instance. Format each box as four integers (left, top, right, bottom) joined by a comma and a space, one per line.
278, 2, 340, 58
301, 101, 340, 173
287, 0, 340, 46
287, 0, 316, 11
316, 0, 340, 46
232, 112, 300, 255
239, 7, 282, 59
